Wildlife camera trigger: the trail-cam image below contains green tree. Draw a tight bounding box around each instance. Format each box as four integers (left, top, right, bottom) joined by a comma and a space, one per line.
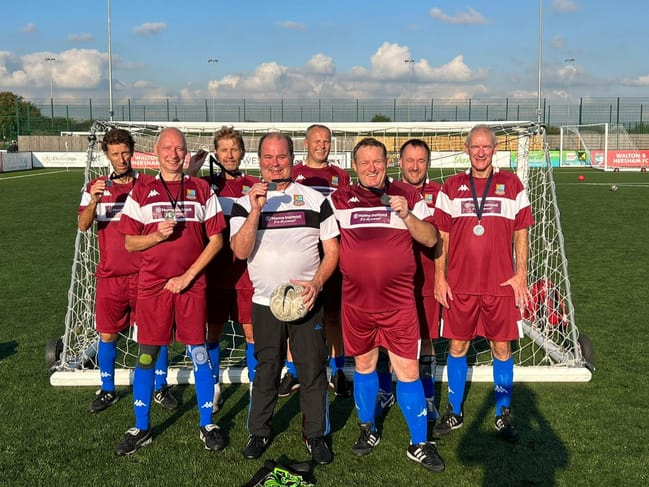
0, 92, 41, 142
371, 113, 391, 122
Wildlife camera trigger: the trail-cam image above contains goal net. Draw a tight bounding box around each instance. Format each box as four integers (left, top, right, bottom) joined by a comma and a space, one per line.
49, 120, 592, 386
560, 123, 649, 171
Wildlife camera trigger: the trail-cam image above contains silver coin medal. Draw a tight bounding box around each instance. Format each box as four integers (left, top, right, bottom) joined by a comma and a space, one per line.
164, 209, 176, 221
469, 169, 494, 238
267, 182, 278, 191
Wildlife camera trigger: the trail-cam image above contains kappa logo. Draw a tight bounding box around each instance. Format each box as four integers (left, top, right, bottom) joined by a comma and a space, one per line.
458, 184, 470, 192
103, 190, 112, 197
134, 399, 148, 407
201, 401, 214, 409
417, 407, 428, 418
147, 189, 160, 198
295, 174, 305, 181
348, 196, 360, 203
494, 385, 509, 394
100, 371, 112, 378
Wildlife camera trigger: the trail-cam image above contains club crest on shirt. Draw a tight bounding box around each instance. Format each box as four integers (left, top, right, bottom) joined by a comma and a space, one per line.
495, 183, 505, 195
186, 189, 197, 200
242, 185, 251, 194
424, 193, 433, 204
331, 176, 339, 186
293, 194, 305, 206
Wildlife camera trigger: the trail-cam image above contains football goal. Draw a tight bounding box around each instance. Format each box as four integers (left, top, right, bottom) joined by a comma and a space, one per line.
48, 120, 593, 386
560, 123, 649, 171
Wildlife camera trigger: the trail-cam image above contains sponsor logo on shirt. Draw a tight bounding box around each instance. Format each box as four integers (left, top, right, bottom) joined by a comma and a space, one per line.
262, 211, 306, 228
350, 210, 391, 225
293, 194, 305, 206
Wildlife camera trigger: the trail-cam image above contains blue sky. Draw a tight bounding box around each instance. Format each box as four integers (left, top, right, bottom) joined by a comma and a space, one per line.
2, 0, 647, 103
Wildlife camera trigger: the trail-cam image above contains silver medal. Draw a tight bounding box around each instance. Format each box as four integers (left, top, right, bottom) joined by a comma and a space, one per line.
380, 193, 391, 206
104, 179, 112, 187
164, 209, 176, 221
473, 224, 485, 236
267, 182, 277, 191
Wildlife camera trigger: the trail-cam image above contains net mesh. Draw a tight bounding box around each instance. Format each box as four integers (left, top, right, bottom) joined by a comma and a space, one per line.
52, 120, 590, 384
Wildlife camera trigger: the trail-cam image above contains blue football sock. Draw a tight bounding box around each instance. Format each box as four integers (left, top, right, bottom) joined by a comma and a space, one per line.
353, 370, 379, 426
97, 340, 117, 392
207, 342, 221, 383
493, 356, 514, 415
154, 345, 169, 391
189, 344, 215, 427
330, 355, 345, 373
246, 343, 257, 383
447, 354, 467, 415
396, 379, 427, 445
420, 355, 436, 400
286, 360, 298, 378
133, 365, 154, 431
376, 352, 393, 394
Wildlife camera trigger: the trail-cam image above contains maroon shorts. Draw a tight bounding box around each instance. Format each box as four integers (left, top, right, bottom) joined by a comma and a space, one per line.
95, 274, 138, 334
440, 293, 524, 342
416, 294, 441, 340
207, 287, 253, 325
135, 285, 207, 346
341, 304, 420, 360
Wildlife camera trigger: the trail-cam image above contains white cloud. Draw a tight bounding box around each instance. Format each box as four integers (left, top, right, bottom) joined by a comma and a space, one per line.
304, 54, 336, 76
68, 32, 94, 42
620, 75, 649, 87
552, 0, 579, 12
0, 49, 106, 93
276, 21, 306, 31
20, 23, 37, 33
133, 22, 167, 36
551, 35, 564, 49
429, 7, 489, 25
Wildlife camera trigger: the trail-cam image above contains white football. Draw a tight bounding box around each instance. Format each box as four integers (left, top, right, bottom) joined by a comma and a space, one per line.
610, 185, 619, 192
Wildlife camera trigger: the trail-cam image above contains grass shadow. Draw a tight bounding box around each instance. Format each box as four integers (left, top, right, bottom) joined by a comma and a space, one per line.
455, 384, 569, 486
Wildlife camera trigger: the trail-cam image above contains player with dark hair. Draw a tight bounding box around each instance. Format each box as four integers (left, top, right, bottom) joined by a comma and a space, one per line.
328, 137, 445, 473
230, 132, 339, 465
277, 124, 351, 398
79, 128, 176, 413
115, 127, 226, 455
433, 124, 534, 443
188, 126, 260, 409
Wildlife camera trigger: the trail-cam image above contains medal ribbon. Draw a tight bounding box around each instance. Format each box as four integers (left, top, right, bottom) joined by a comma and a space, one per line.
469, 170, 493, 223
209, 153, 241, 181
159, 173, 184, 213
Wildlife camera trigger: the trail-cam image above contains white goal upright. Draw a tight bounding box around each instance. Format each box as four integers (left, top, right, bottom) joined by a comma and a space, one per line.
48, 120, 593, 386
560, 122, 649, 171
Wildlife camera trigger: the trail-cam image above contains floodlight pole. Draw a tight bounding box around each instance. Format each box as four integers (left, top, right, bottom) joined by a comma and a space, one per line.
208, 59, 219, 122
45, 57, 56, 100
404, 58, 414, 122
536, 0, 543, 124
108, 0, 114, 121
565, 58, 576, 125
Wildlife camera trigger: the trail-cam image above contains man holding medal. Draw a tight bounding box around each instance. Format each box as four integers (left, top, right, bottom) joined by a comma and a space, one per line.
78, 128, 176, 413
328, 138, 445, 473
115, 127, 227, 455
432, 124, 534, 443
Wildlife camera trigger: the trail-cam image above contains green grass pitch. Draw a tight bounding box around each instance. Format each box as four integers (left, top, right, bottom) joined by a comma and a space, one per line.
0, 167, 648, 485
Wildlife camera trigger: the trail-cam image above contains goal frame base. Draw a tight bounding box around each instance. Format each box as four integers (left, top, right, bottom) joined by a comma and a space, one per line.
50, 365, 592, 386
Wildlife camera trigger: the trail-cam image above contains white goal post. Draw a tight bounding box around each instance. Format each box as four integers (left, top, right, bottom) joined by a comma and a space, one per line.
49, 120, 592, 386
560, 122, 649, 171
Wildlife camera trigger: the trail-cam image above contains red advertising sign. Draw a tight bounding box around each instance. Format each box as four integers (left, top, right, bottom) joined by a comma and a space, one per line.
591, 149, 649, 169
